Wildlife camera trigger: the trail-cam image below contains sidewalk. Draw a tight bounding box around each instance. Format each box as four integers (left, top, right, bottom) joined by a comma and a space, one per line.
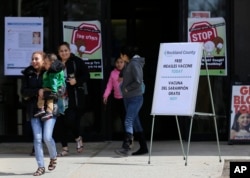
0, 140, 250, 178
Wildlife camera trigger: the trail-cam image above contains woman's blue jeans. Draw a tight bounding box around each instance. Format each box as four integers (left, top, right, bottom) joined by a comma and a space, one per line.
31, 117, 57, 168
123, 95, 143, 134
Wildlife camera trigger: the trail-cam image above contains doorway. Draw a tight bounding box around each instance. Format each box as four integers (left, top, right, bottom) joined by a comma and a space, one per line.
109, 0, 181, 140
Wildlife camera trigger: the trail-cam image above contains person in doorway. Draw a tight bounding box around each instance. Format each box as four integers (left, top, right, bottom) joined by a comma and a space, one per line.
230, 111, 250, 140
115, 45, 148, 156
33, 53, 65, 121
21, 51, 58, 176
56, 41, 90, 156
103, 57, 126, 137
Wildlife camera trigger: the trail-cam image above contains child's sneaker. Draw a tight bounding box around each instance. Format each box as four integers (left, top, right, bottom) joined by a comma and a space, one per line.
41, 112, 53, 121
34, 109, 46, 118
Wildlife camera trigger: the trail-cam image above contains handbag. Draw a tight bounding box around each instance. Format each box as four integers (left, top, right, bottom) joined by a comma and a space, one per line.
72, 60, 88, 111
73, 61, 88, 95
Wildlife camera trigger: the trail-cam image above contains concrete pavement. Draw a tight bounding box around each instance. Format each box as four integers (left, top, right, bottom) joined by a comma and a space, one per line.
0, 140, 250, 178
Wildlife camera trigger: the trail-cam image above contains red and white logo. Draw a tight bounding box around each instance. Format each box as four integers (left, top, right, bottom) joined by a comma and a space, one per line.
72, 23, 101, 55
189, 21, 217, 43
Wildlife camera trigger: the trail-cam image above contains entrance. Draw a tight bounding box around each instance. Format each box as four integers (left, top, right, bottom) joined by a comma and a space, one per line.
109, 0, 181, 140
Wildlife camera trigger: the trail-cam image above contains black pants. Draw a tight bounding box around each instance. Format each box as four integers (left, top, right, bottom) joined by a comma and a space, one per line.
56, 107, 84, 147
111, 98, 125, 130
105, 97, 125, 139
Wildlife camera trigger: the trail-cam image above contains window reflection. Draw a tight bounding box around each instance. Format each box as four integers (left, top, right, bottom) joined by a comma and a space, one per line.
64, 0, 101, 20
188, 0, 226, 17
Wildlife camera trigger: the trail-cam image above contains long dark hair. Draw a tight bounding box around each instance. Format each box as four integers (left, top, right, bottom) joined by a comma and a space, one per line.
57, 41, 70, 51
120, 46, 140, 59
231, 111, 250, 132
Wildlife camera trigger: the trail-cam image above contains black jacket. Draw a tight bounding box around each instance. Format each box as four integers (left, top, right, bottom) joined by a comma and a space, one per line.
20, 66, 45, 120
62, 53, 90, 109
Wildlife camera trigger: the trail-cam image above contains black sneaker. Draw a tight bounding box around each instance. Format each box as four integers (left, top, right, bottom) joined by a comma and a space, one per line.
34, 109, 46, 118
41, 112, 53, 121
114, 148, 130, 157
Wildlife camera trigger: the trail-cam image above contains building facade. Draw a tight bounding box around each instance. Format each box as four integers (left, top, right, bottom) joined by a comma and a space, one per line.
0, 0, 249, 143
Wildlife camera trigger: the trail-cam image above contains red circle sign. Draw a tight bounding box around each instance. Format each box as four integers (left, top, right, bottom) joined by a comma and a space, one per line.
189, 21, 217, 43
72, 23, 101, 54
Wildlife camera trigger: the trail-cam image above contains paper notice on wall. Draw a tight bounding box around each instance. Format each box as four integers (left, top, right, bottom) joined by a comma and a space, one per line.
188, 17, 227, 76
63, 20, 103, 79
229, 85, 250, 141
4, 17, 43, 76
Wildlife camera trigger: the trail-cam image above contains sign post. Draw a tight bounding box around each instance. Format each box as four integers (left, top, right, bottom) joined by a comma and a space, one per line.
151, 42, 203, 116
148, 42, 222, 166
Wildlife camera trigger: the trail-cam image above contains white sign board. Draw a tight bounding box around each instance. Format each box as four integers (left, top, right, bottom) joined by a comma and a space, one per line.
151, 42, 203, 116
4, 17, 43, 76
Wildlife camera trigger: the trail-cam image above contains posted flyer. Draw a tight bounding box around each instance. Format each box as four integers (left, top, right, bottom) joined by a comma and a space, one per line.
4, 17, 43, 76
63, 20, 103, 79
188, 17, 227, 76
